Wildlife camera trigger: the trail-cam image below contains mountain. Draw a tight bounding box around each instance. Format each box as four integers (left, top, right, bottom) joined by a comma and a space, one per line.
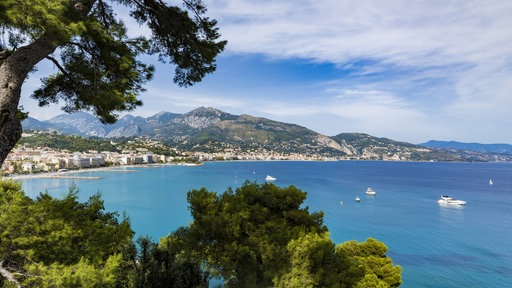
21, 117, 54, 131
46, 111, 107, 137
20, 107, 511, 161
332, 133, 462, 161
35, 111, 181, 138
185, 113, 355, 156
420, 140, 512, 155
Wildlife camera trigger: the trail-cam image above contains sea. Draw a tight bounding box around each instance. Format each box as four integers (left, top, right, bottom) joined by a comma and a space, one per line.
18, 161, 512, 287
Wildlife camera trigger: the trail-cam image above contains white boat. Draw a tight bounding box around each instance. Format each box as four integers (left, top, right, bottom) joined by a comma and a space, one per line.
265, 175, 276, 181
365, 187, 376, 196
489, 179, 493, 185
355, 196, 360, 202
437, 195, 466, 206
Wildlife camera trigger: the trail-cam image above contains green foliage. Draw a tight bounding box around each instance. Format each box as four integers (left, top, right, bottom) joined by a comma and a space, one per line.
18, 132, 118, 152
175, 181, 402, 287
134, 235, 208, 288
24, 254, 123, 288
130, 0, 227, 86
181, 181, 328, 287
18, 132, 184, 156
0, 180, 134, 287
273, 231, 367, 288
338, 238, 402, 287
1, 0, 85, 43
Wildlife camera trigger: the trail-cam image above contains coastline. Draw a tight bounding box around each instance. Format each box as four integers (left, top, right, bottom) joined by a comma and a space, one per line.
2, 164, 166, 181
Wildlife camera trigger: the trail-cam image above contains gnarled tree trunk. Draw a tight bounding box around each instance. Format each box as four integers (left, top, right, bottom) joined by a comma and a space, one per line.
0, 37, 58, 166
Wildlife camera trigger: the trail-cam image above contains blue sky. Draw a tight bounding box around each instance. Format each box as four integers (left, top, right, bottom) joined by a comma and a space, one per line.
20, 0, 512, 144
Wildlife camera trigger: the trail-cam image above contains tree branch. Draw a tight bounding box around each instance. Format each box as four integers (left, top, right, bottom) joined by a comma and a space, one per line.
97, 0, 111, 29
0, 259, 21, 288
45, 55, 71, 79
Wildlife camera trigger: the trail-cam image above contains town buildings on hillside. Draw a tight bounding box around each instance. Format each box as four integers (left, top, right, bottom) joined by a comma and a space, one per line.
1, 145, 331, 175
1, 146, 164, 174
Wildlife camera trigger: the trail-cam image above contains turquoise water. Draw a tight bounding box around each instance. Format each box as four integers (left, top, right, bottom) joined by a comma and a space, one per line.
20, 161, 512, 287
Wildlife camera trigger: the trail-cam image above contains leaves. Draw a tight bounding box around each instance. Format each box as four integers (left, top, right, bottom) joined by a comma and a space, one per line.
338, 238, 403, 287
129, 0, 227, 86
0, 179, 134, 286
24, 254, 123, 288
182, 181, 328, 287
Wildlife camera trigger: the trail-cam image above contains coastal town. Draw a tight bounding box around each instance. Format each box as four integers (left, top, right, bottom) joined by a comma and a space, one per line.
1, 132, 331, 176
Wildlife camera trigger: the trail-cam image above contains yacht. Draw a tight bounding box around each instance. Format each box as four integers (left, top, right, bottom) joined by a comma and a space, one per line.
365, 187, 376, 196
265, 175, 276, 181
355, 196, 360, 202
437, 195, 466, 206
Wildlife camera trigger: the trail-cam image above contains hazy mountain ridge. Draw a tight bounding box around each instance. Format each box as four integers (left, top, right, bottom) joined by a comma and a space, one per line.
22, 107, 511, 161
420, 140, 512, 155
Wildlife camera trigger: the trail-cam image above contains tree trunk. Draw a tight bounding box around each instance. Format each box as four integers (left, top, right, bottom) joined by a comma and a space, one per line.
0, 36, 58, 165
0, 1, 97, 166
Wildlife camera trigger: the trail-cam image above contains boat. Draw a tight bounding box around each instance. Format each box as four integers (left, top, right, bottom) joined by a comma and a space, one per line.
437, 195, 466, 206
365, 187, 376, 196
489, 179, 493, 185
355, 196, 360, 202
265, 175, 276, 181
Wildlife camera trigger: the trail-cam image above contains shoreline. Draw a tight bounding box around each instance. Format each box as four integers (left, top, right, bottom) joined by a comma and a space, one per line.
4, 159, 508, 181
3, 164, 166, 181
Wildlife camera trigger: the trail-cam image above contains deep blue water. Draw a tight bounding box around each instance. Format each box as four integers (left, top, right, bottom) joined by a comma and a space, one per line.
20, 161, 512, 287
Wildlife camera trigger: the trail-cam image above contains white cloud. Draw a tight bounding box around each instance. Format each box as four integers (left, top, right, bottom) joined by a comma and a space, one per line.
203, 0, 512, 142
208, 0, 512, 67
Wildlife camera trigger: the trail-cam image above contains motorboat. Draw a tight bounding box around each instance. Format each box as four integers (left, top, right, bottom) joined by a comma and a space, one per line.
355, 196, 360, 202
265, 175, 276, 181
437, 195, 466, 206
365, 187, 376, 196
489, 179, 493, 185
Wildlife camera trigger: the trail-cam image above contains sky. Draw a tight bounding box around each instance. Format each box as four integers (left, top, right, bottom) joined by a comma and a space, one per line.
20, 0, 512, 144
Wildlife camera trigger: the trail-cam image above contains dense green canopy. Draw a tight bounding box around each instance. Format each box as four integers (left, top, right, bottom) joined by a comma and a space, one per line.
0, 180, 134, 287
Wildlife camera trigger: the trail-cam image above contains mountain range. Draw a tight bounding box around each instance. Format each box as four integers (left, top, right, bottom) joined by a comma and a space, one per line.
419, 140, 512, 154
21, 107, 512, 161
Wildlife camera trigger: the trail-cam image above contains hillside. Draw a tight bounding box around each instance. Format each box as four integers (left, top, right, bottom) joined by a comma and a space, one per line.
332, 133, 463, 161
420, 140, 512, 154
21, 107, 511, 161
